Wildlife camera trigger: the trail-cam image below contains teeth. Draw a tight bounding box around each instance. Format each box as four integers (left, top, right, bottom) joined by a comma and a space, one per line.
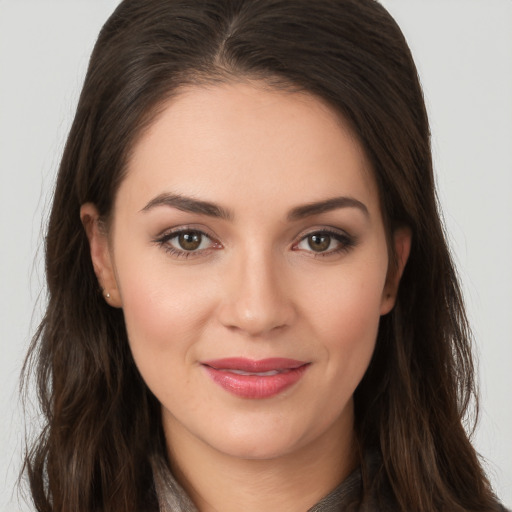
224, 369, 282, 376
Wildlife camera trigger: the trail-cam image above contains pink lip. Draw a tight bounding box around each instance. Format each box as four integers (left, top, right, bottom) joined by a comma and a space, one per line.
201, 358, 310, 399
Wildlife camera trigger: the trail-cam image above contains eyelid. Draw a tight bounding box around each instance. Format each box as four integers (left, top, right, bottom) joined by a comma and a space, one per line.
153, 225, 222, 258
154, 223, 217, 239
152, 224, 356, 259
292, 226, 357, 256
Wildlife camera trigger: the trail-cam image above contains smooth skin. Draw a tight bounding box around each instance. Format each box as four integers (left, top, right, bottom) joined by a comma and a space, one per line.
82, 82, 411, 512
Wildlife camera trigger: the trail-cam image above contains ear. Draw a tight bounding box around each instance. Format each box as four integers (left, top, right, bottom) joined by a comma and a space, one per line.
80, 203, 122, 308
380, 226, 412, 315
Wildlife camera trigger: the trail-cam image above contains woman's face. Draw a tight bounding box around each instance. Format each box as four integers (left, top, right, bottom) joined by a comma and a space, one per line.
83, 82, 409, 462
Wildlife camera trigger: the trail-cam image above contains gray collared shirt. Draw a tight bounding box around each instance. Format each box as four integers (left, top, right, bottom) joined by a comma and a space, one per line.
151, 453, 511, 512
151, 454, 374, 512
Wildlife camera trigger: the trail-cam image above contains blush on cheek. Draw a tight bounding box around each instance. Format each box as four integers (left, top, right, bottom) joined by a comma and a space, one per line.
311, 281, 382, 380
119, 267, 215, 361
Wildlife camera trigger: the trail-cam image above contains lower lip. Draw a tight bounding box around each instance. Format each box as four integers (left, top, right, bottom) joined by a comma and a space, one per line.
202, 364, 309, 399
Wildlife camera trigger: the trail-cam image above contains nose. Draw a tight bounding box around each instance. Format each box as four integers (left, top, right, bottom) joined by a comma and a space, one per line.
217, 247, 296, 337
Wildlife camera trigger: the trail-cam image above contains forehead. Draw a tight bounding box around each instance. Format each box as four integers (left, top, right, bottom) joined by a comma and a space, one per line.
118, 81, 379, 218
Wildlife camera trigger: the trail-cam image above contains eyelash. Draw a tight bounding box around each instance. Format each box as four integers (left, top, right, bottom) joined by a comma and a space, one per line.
153, 227, 221, 259
292, 228, 356, 258
153, 227, 356, 259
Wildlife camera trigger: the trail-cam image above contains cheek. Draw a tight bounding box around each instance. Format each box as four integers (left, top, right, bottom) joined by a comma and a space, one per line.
303, 259, 386, 334
115, 262, 222, 415
297, 256, 387, 377
114, 253, 216, 365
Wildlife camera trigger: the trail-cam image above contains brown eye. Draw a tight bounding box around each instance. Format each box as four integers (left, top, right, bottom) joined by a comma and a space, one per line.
295, 229, 354, 256
156, 228, 220, 258
177, 231, 203, 251
307, 234, 331, 252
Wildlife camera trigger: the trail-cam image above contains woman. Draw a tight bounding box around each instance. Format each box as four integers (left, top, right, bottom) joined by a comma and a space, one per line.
22, 0, 508, 511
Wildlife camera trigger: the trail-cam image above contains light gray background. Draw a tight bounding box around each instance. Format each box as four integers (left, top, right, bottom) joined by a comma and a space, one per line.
1, 1, 511, 510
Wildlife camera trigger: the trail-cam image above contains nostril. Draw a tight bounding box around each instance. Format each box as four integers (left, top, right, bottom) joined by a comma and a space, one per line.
217, 297, 295, 337
215, 255, 297, 336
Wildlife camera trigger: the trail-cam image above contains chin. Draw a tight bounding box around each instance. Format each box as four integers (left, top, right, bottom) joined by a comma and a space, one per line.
211, 435, 301, 461
201, 415, 320, 461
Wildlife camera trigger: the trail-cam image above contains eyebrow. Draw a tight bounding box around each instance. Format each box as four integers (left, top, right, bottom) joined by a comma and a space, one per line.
287, 196, 369, 221
141, 192, 368, 221
141, 193, 233, 220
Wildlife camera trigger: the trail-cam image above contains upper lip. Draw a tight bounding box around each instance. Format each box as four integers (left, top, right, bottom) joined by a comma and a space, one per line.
201, 358, 308, 372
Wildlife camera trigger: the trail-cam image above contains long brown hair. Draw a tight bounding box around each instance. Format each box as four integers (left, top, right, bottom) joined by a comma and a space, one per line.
23, 0, 499, 510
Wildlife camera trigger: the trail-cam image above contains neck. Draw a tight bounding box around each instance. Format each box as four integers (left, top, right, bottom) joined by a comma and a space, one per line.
163, 410, 358, 512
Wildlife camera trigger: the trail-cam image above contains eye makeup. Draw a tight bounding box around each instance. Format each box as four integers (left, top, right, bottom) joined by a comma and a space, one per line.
153, 224, 357, 260
293, 227, 357, 258
153, 226, 222, 259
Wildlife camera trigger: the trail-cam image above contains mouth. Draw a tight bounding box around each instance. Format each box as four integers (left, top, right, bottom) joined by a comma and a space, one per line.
201, 358, 310, 399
